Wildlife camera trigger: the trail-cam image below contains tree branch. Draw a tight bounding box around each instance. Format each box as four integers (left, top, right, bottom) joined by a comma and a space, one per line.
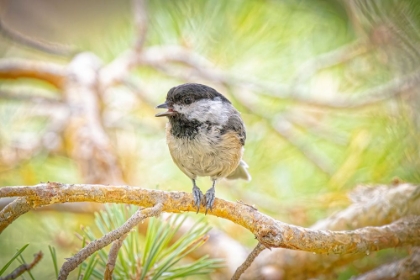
58, 204, 162, 280
0, 19, 76, 57
231, 243, 266, 280
0, 197, 34, 233
0, 90, 64, 105
0, 58, 67, 88
104, 233, 128, 280
313, 184, 420, 230
290, 39, 371, 92
1, 183, 420, 255
0, 251, 43, 280
245, 183, 420, 279
65, 53, 124, 184
137, 44, 412, 109
132, 0, 148, 52
353, 248, 420, 280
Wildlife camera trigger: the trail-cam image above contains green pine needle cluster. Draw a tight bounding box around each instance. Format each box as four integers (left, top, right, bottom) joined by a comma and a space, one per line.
78, 204, 224, 279
0, 244, 30, 277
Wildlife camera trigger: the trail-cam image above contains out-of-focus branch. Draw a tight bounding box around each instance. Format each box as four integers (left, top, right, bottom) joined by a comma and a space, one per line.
290, 39, 371, 91
2, 29, 411, 184
282, 110, 348, 145
245, 183, 420, 279
230, 86, 335, 175
0, 251, 43, 280
0, 102, 69, 173
0, 19, 76, 57
98, 0, 147, 90
133, 44, 418, 174
1, 183, 420, 256
313, 184, 420, 230
58, 204, 162, 280
353, 248, 420, 280
104, 233, 128, 280
271, 114, 334, 175
136, 47, 335, 174
138, 45, 418, 109
0, 90, 64, 105
132, 0, 148, 52
231, 243, 265, 280
0, 58, 67, 88
65, 53, 123, 184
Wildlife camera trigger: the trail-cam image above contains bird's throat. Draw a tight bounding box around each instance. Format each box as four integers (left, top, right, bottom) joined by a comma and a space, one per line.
169, 116, 201, 140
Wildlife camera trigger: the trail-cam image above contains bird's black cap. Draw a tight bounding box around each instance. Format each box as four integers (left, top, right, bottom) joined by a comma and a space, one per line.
165, 83, 231, 106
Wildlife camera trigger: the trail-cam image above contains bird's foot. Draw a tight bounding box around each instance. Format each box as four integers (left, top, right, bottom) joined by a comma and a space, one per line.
204, 187, 215, 215
192, 185, 204, 213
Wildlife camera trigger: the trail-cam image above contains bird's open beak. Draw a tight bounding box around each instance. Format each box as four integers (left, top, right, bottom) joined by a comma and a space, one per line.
155, 102, 176, 117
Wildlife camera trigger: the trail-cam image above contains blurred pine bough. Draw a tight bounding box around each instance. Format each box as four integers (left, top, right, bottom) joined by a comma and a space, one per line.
1, 205, 223, 280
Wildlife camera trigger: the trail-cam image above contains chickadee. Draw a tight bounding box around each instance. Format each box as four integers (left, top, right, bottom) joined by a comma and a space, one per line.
155, 83, 251, 213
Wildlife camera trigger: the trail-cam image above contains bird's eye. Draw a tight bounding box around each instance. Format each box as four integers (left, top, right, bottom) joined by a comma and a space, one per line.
184, 97, 192, 104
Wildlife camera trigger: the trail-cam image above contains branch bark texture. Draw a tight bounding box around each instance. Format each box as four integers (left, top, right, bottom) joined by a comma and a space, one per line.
58, 203, 162, 280
1, 183, 420, 255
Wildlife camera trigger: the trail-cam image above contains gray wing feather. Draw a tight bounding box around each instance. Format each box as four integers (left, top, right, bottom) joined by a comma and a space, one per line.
223, 113, 246, 145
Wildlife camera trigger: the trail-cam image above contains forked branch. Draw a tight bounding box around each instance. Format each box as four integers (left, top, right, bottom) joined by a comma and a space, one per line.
1, 182, 420, 254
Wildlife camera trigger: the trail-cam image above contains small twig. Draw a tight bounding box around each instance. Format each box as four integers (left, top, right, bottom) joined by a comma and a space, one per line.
290, 39, 370, 92
98, 0, 148, 89
0, 251, 43, 280
231, 243, 266, 280
104, 233, 128, 280
282, 110, 348, 145
261, 67, 420, 109
140, 44, 418, 109
132, 0, 148, 52
0, 90, 64, 105
58, 203, 162, 280
227, 86, 335, 175
270, 115, 334, 175
0, 18, 76, 57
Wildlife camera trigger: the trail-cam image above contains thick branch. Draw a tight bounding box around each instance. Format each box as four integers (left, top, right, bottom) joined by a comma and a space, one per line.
65, 53, 123, 184
0, 197, 34, 233
0, 58, 67, 88
245, 183, 420, 279
1, 183, 420, 255
312, 184, 420, 230
58, 204, 162, 280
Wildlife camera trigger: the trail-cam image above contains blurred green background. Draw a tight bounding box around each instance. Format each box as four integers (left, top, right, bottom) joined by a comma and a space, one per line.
1, 0, 419, 278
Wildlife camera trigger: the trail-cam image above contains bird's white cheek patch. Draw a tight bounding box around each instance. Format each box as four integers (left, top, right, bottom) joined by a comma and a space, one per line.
177, 99, 230, 124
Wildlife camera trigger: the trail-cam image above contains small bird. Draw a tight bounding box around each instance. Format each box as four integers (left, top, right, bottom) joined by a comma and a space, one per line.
155, 83, 251, 213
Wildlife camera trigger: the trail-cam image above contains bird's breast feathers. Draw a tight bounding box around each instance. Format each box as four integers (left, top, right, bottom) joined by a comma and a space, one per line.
166, 122, 243, 179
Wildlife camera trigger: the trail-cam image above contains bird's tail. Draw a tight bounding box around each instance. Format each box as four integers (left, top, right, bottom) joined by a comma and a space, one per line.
226, 160, 251, 181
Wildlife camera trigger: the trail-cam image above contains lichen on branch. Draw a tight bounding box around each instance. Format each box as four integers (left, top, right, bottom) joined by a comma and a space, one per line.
1, 182, 420, 255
